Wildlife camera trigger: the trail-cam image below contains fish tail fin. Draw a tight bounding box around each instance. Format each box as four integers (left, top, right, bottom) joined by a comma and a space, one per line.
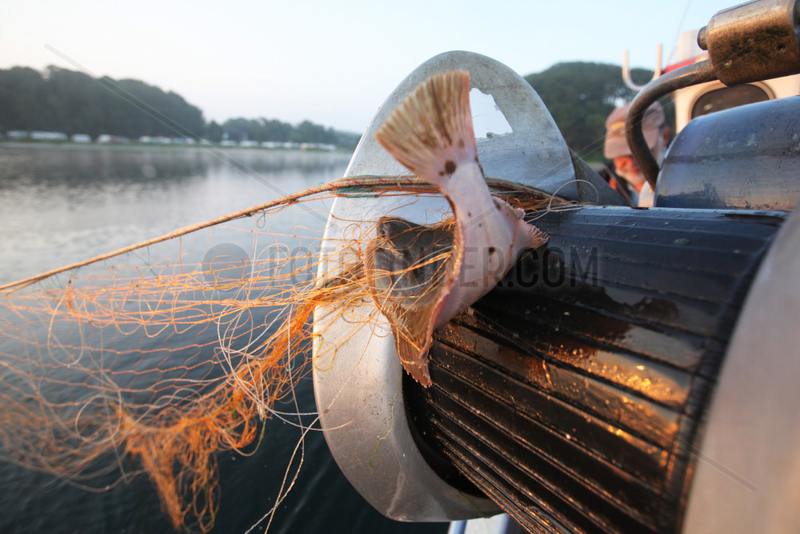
375, 70, 477, 186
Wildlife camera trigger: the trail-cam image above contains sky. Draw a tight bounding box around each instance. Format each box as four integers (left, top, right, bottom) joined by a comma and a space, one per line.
1, 0, 738, 133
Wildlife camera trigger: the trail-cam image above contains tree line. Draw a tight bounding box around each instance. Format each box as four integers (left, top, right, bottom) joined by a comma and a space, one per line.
0, 63, 651, 158
0, 66, 205, 140
208, 117, 358, 147
524, 62, 654, 161
0, 66, 360, 148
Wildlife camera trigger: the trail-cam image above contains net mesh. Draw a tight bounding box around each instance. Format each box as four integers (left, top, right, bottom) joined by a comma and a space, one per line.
0, 176, 557, 532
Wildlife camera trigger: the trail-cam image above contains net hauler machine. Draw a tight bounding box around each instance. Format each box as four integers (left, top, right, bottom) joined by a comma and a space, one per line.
313, 1, 800, 533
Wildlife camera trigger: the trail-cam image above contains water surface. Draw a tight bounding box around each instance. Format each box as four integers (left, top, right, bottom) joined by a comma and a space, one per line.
0, 143, 448, 534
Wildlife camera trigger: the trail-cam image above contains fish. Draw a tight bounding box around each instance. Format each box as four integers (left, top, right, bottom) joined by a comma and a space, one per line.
369, 70, 548, 386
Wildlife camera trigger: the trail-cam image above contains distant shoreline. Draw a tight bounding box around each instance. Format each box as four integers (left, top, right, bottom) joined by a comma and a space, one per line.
0, 140, 355, 154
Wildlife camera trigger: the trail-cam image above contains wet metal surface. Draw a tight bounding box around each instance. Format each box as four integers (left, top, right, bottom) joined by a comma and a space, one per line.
658, 97, 800, 211
405, 206, 785, 533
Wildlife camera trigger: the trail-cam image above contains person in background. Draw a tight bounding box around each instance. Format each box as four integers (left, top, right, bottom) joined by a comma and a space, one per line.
601, 101, 670, 207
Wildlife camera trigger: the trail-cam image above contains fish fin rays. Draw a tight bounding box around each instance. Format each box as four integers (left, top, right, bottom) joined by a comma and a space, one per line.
524, 221, 549, 249
393, 322, 434, 387
375, 71, 478, 187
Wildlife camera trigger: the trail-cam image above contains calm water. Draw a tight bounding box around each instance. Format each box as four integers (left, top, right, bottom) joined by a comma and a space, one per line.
0, 143, 448, 534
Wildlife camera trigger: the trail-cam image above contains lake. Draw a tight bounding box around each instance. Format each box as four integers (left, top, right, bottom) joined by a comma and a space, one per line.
0, 143, 448, 534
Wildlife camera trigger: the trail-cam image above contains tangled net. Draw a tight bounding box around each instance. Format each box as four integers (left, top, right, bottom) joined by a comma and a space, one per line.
0, 175, 559, 532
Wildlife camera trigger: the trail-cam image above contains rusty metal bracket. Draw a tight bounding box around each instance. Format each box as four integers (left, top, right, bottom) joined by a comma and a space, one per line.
699, 0, 800, 86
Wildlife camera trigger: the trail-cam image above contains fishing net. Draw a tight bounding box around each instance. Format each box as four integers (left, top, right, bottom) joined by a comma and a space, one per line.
0, 175, 558, 532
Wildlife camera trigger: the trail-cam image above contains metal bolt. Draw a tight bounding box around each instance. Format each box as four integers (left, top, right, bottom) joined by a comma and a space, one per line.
698, 26, 708, 50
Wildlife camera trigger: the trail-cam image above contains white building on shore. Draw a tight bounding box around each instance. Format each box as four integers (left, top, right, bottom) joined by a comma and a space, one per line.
30, 131, 68, 141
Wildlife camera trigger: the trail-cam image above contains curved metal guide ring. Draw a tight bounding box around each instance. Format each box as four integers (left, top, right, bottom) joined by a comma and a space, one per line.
312, 50, 573, 521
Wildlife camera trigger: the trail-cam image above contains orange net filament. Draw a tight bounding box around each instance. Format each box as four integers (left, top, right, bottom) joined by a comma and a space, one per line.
0, 177, 559, 532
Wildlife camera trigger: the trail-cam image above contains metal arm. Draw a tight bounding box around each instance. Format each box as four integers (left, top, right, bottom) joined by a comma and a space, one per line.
625, 60, 717, 189
626, 0, 800, 190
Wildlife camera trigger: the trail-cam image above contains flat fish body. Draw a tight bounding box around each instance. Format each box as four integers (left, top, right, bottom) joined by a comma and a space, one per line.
365, 217, 453, 384
369, 71, 547, 386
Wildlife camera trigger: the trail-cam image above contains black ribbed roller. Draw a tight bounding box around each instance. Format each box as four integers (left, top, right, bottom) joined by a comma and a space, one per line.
403, 206, 786, 534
